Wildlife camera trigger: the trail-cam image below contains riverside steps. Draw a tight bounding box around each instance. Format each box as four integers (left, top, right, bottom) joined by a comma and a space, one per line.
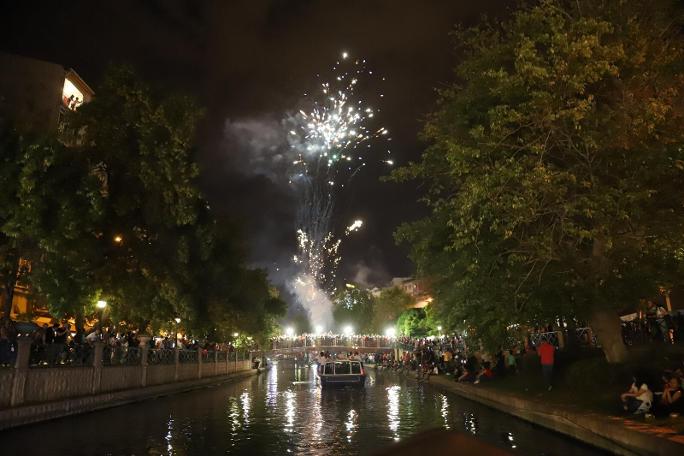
0, 338, 255, 430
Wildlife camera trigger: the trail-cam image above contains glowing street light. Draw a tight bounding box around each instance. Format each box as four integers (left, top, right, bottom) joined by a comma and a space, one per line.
437, 325, 443, 332
233, 332, 239, 338
315, 325, 323, 334
285, 326, 295, 337
113, 234, 123, 244
384, 327, 396, 338
174, 317, 181, 324
343, 325, 353, 336
95, 300, 107, 330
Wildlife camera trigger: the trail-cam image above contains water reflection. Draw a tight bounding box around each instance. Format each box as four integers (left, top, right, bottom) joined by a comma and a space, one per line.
284, 390, 296, 432
0, 367, 609, 456
345, 409, 357, 442
229, 396, 240, 444
311, 383, 323, 441
266, 363, 278, 408
241, 390, 251, 429
464, 412, 479, 435
386, 385, 401, 441
440, 394, 450, 430
165, 415, 174, 455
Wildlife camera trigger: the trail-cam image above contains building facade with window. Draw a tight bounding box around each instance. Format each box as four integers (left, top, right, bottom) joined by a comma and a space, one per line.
0, 52, 94, 323
0, 52, 93, 135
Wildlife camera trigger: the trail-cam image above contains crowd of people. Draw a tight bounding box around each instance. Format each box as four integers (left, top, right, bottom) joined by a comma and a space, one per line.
0, 318, 252, 368
372, 336, 543, 386
621, 301, 684, 345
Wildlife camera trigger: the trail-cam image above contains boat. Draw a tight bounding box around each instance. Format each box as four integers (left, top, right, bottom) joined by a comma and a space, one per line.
318, 359, 366, 387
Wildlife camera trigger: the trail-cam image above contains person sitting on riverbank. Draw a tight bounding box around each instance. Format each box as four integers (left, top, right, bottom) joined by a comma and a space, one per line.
457, 355, 479, 382
621, 376, 653, 415
457, 367, 477, 383
474, 362, 494, 384
656, 376, 683, 417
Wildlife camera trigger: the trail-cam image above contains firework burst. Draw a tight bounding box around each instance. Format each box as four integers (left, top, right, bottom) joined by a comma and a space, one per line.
286, 51, 391, 296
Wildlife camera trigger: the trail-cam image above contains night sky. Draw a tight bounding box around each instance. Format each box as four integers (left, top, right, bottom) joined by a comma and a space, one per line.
1, 0, 511, 288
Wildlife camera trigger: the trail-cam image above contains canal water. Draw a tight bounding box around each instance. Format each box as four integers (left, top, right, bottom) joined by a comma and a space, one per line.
2, 362, 607, 455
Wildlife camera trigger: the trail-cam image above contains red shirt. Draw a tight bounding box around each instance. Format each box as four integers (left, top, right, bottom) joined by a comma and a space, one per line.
538, 342, 555, 366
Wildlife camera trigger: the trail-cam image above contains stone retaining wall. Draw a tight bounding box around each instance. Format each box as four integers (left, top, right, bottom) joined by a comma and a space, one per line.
0, 338, 256, 430
0, 368, 255, 431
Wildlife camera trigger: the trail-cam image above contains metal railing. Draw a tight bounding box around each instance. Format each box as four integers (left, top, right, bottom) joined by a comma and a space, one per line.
28, 342, 94, 367
148, 348, 175, 365
529, 331, 560, 348
179, 350, 198, 364
101, 346, 142, 366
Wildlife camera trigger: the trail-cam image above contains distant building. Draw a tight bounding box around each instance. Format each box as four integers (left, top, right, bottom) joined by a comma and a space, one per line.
0, 52, 94, 323
389, 277, 433, 309
0, 52, 93, 137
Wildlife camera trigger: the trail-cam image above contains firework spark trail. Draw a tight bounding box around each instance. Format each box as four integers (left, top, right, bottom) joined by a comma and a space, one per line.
286, 51, 391, 329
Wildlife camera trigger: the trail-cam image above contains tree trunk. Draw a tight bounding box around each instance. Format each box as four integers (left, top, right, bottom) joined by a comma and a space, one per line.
75, 309, 85, 336
1, 255, 19, 320
589, 308, 627, 363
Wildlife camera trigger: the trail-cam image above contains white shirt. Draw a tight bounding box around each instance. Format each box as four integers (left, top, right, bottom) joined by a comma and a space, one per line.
630, 383, 653, 410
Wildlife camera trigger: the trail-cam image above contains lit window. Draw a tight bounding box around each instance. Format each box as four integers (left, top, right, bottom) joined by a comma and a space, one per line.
62, 78, 85, 111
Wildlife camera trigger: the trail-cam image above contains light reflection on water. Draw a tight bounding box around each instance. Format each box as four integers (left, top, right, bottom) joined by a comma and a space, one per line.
165, 416, 174, 455
0, 362, 609, 456
464, 411, 479, 435
284, 389, 296, 431
386, 385, 401, 441
241, 390, 251, 429
440, 394, 450, 430
345, 409, 357, 442
266, 363, 278, 408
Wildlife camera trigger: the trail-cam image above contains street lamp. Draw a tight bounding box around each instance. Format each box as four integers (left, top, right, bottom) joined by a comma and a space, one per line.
437, 325, 443, 332
384, 327, 396, 338
285, 326, 294, 337
113, 234, 123, 244
315, 325, 323, 335
233, 332, 239, 338
96, 300, 107, 330
343, 325, 353, 336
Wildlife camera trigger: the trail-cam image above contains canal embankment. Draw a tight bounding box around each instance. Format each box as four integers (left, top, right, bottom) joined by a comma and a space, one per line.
424, 374, 684, 456
0, 338, 256, 430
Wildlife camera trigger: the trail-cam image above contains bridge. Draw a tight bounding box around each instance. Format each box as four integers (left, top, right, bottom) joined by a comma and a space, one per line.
269, 335, 397, 355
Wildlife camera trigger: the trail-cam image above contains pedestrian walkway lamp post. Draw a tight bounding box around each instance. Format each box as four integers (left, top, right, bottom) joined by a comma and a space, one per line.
315, 326, 323, 347
174, 317, 181, 348
343, 325, 353, 345
96, 300, 107, 330
286, 326, 294, 349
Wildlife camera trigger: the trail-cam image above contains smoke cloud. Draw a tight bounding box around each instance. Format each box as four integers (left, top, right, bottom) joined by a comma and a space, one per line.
287, 273, 334, 331
223, 116, 337, 329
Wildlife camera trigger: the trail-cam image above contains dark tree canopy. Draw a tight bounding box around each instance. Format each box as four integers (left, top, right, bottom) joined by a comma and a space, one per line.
0, 66, 285, 341
392, 0, 684, 361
